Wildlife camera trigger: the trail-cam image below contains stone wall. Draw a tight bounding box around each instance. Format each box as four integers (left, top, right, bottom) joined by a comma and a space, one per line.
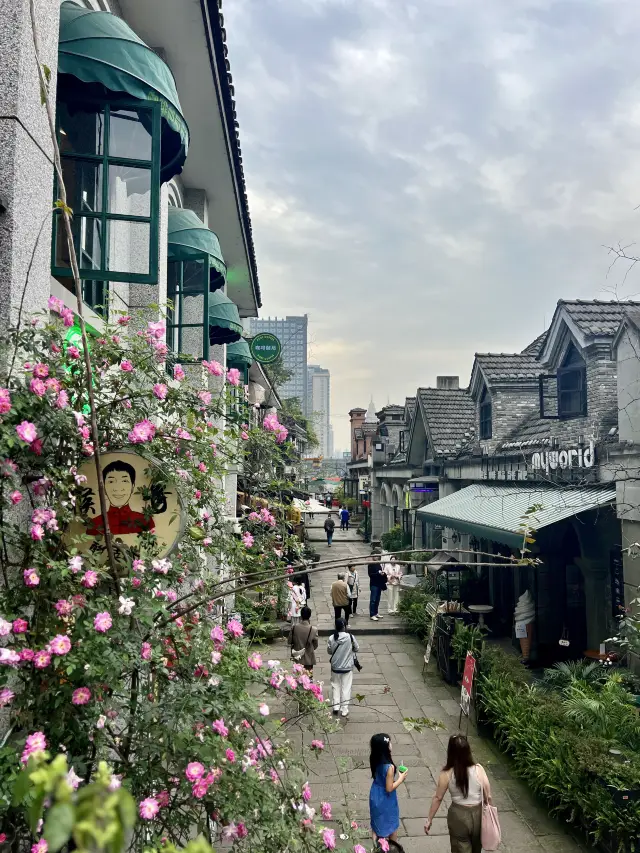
478, 384, 539, 454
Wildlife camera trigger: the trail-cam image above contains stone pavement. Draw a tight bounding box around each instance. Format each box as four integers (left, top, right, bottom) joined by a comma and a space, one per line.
281, 519, 593, 852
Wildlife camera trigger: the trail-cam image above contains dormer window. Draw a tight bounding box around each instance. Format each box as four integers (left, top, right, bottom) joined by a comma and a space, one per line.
479, 387, 492, 439
558, 344, 587, 418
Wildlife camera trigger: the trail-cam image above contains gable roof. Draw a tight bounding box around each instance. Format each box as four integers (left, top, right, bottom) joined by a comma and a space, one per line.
521, 331, 547, 357
560, 300, 640, 337
405, 397, 416, 421
416, 387, 475, 456
475, 353, 541, 383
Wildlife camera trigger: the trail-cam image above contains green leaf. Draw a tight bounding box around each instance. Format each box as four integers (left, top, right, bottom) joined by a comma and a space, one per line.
12, 766, 31, 806
354, 694, 365, 703
116, 788, 136, 829
43, 802, 75, 852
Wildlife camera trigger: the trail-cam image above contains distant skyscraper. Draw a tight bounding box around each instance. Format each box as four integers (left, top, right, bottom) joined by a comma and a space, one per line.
307, 364, 331, 458
248, 315, 308, 409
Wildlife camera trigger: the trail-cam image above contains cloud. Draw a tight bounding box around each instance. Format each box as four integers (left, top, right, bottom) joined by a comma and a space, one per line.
223, 0, 640, 449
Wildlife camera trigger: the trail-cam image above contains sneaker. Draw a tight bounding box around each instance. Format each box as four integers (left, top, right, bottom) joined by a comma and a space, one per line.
341, 711, 349, 718
370, 616, 379, 621
377, 614, 384, 619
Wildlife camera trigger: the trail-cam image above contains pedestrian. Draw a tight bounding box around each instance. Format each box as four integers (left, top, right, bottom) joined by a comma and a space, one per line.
288, 576, 306, 629
346, 563, 360, 616
340, 505, 350, 531
424, 734, 494, 853
384, 556, 403, 614
331, 572, 351, 626
291, 605, 318, 673
324, 513, 335, 546
326, 618, 359, 717
305, 499, 314, 521
368, 551, 387, 621
369, 733, 407, 852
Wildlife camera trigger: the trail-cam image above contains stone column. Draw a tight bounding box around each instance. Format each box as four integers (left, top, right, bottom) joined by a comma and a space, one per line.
0, 0, 61, 331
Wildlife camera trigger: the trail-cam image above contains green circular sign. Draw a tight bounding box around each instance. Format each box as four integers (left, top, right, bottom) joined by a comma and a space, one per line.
250, 332, 281, 364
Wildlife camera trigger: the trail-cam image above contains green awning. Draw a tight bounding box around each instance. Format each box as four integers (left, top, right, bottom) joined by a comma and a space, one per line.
416, 483, 616, 548
167, 208, 226, 291
226, 338, 252, 368
58, 1, 189, 182
208, 291, 243, 345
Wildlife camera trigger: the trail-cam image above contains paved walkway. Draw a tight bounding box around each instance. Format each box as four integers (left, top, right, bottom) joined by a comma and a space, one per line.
282, 520, 592, 852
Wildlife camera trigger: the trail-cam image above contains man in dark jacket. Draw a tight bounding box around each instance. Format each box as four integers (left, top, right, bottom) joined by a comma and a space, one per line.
368, 552, 387, 621
324, 514, 335, 546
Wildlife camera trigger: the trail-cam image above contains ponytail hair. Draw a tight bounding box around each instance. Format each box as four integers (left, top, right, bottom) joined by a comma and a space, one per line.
333, 617, 345, 640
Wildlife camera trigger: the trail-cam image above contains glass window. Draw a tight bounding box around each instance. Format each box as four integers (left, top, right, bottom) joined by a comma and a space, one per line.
52, 98, 160, 290
479, 387, 492, 439
166, 256, 210, 363
558, 345, 587, 418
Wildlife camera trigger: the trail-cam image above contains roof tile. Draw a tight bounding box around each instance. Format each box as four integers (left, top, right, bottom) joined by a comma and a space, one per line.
475, 353, 541, 383
417, 387, 475, 456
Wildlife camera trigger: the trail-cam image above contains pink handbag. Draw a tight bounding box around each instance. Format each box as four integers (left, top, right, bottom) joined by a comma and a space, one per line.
480, 769, 501, 851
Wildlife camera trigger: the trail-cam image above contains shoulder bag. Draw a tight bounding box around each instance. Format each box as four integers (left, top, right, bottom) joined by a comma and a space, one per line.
351, 635, 362, 672
291, 626, 312, 662
479, 765, 501, 851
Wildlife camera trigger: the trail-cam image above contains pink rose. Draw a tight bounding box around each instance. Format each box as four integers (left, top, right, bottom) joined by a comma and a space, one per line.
49, 634, 71, 655
128, 419, 156, 444
10, 490, 23, 505
141, 642, 152, 660
81, 571, 98, 588
185, 761, 205, 781
55, 390, 69, 409
212, 718, 229, 737
93, 612, 112, 633
120, 359, 134, 372
23, 569, 40, 587
227, 619, 243, 638
322, 828, 336, 850
0, 388, 11, 414
16, 421, 37, 444
33, 650, 51, 669
72, 687, 91, 705
227, 367, 241, 386
29, 378, 47, 397
153, 383, 168, 400
139, 797, 159, 820
173, 364, 186, 382
66, 345, 81, 359
13, 618, 28, 634
202, 359, 224, 377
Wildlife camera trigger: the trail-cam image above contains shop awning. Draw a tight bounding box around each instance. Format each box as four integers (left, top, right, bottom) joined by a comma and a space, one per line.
226, 338, 253, 368
208, 291, 243, 345
58, 1, 189, 182
416, 483, 616, 548
167, 208, 226, 290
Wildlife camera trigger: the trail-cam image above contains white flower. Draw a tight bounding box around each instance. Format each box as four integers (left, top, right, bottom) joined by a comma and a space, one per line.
96, 715, 106, 729
118, 596, 135, 616
108, 774, 121, 791
151, 558, 171, 574
66, 768, 82, 790
267, 659, 281, 669
0, 618, 11, 636
208, 676, 221, 688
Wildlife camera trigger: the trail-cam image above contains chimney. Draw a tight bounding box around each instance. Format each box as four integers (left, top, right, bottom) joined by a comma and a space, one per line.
436, 376, 459, 390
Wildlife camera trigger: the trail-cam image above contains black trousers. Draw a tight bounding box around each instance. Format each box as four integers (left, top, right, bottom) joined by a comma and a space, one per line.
350, 598, 358, 614
334, 605, 350, 625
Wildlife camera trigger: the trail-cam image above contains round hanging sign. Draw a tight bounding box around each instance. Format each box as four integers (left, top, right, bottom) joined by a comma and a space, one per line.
249, 332, 281, 364
65, 451, 184, 560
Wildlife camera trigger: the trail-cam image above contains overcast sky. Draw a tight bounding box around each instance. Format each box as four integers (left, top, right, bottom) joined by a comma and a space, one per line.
224, 0, 640, 451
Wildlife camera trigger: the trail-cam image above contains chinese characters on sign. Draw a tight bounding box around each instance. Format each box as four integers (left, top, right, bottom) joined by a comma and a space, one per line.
249, 333, 281, 364
66, 451, 183, 560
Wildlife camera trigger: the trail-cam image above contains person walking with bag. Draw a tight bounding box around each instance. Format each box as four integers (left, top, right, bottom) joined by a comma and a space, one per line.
424, 734, 498, 853
326, 618, 359, 717
324, 514, 335, 546
346, 564, 360, 616
291, 606, 318, 674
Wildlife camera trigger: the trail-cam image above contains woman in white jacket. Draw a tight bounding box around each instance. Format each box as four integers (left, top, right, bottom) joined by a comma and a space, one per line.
326, 619, 359, 718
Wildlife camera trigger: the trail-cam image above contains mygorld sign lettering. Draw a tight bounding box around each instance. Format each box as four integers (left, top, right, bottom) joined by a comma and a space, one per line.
531, 442, 595, 474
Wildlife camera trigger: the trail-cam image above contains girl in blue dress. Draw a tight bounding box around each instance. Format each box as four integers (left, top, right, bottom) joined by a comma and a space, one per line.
369, 733, 407, 850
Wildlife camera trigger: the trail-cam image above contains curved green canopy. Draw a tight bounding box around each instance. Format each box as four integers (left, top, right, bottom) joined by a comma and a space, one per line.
208, 291, 243, 345
226, 338, 253, 368
167, 207, 226, 291
58, 1, 189, 182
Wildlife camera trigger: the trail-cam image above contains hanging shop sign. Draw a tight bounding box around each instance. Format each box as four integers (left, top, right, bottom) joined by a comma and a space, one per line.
249, 332, 281, 364
482, 442, 597, 483
66, 451, 184, 559
610, 545, 625, 620
460, 652, 476, 717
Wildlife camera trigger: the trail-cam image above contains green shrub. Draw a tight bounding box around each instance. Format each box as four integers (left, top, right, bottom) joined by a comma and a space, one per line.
450, 620, 487, 672
477, 647, 640, 850
381, 525, 411, 553
398, 581, 436, 640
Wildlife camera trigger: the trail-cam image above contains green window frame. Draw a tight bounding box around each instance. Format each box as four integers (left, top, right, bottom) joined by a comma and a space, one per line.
52, 96, 161, 289
166, 255, 211, 363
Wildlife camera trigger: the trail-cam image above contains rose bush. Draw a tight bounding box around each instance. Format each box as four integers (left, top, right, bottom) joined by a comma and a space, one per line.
0, 308, 354, 851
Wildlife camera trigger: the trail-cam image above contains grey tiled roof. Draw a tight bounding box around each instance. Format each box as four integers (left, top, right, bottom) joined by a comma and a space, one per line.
560, 300, 640, 337
498, 412, 553, 450
475, 353, 541, 383
417, 387, 475, 456
405, 397, 416, 422
521, 331, 547, 357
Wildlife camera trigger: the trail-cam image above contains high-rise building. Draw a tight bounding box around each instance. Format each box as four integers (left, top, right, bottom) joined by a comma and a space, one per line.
308, 365, 331, 457
248, 315, 308, 409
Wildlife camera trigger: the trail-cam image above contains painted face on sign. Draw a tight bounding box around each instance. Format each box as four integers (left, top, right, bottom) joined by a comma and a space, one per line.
104, 469, 135, 508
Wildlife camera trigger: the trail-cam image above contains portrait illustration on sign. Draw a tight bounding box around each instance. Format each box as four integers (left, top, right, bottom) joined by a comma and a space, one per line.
68, 451, 183, 559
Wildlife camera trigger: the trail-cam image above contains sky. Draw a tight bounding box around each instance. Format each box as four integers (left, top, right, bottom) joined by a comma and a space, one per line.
224, 0, 640, 451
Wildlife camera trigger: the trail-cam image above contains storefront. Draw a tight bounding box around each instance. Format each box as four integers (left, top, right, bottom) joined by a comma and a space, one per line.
418, 444, 620, 664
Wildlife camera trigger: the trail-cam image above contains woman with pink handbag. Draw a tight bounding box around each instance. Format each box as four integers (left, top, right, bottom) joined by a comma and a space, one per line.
424, 734, 501, 852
